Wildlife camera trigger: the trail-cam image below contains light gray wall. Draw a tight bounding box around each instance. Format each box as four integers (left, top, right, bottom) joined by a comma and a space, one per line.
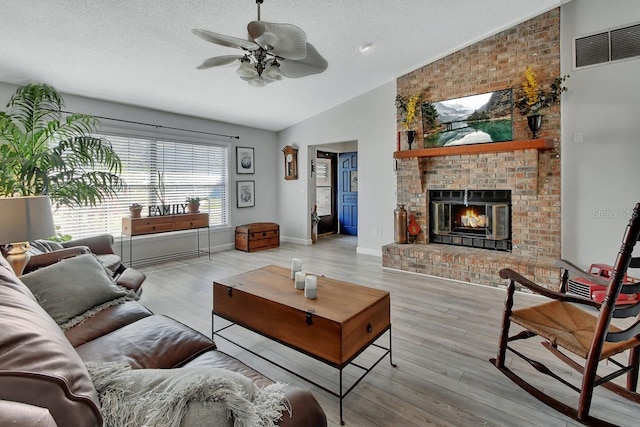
560, 0, 640, 267
277, 82, 397, 256
0, 81, 279, 261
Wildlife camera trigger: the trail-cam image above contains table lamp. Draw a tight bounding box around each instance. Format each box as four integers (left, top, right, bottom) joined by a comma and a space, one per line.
0, 196, 56, 276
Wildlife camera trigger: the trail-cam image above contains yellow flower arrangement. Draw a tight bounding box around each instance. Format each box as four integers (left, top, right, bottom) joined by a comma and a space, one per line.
515, 65, 569, 116
395, 90, 424, 130
521, 65, 540, 109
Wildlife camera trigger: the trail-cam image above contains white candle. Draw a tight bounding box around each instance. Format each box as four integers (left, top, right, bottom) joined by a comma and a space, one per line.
295, 271, 306, 289
291, 258, 302, 279
304, 275, 317, 299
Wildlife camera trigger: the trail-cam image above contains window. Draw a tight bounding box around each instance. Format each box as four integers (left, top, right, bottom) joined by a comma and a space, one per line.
52, 133, 229, 238
315, 158, 332, 216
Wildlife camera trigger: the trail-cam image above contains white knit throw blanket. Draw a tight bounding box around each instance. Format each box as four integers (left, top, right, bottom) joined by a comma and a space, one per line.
85, 361, 291, 427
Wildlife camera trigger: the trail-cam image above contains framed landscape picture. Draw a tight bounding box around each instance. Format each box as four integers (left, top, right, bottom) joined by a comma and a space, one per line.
237, 180, 255, 208
422, 89, 513, 148
236, 146, 255, 174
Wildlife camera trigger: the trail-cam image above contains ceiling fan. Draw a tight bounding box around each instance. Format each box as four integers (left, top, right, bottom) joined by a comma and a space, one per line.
193, 0, 328, 87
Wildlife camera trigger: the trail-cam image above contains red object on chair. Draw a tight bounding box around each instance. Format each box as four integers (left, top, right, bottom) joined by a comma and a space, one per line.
564, 263, 640, 305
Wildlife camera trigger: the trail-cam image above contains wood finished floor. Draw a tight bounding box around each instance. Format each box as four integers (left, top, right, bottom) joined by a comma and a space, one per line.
138, 235, 640, 427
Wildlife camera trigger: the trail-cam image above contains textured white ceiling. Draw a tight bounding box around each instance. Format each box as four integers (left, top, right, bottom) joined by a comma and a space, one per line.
0, 0, 562, 131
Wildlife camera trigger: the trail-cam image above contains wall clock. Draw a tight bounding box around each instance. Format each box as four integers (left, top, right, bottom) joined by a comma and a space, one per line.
282, 145, 298, 180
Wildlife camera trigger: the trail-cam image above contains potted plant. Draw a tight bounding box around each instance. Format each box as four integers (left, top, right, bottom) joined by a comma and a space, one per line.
185, 196, 204, 213
129, 203, 143, 218
0, 83, 124, 208
514, 66, 569, 139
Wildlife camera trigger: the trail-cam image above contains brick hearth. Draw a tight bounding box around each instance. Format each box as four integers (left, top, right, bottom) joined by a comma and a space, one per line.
382, 244, 560, 290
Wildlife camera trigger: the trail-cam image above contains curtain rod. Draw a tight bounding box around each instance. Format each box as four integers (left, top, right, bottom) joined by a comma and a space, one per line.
61, 110, 240, 140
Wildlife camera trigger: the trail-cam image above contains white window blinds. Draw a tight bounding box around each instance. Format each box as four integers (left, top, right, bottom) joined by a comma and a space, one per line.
52, 133, 228, 238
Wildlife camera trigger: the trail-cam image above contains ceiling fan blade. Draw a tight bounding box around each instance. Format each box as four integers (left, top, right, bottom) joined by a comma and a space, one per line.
247, 21, 307, 60
192, 28, 259, 50
279, 43, 328, 78
196, 55, 242, 69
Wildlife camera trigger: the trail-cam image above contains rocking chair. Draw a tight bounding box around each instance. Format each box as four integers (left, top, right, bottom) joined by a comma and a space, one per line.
490, 202, 640, 426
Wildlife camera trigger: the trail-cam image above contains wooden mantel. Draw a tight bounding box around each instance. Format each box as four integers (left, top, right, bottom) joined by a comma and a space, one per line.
393, 138, 554, 159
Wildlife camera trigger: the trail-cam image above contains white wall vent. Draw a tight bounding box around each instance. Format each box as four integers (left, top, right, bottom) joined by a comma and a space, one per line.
574, 23, 640, 69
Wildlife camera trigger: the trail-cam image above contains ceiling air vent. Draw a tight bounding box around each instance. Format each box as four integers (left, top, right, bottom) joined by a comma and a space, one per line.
575, 32, 609, 68
611, 24, 640, 61
574, 23, 640, 69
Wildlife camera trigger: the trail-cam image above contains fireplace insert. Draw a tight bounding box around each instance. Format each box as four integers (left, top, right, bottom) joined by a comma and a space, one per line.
429, 189, 511, 251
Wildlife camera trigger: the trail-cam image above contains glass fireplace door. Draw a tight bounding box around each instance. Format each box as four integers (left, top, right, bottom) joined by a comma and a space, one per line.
486, 204, 509, 240
432, 202, 451, 234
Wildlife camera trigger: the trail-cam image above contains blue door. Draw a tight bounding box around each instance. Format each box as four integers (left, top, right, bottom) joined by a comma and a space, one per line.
338, 152, 358, 235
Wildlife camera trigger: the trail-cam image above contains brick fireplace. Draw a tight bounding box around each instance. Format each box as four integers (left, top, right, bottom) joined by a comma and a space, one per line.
382, 144, 561, 288
382, 9, 563, 290
429, 189, 512, 251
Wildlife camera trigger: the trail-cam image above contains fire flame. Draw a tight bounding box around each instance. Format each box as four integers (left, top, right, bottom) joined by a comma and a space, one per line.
461, 209, 486, 228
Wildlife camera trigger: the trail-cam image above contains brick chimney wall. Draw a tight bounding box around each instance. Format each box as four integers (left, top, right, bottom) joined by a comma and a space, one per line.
395, 8, 561, 259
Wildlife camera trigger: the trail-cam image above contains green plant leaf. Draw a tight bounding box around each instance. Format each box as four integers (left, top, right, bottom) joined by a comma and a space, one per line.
0, 83, 125, 207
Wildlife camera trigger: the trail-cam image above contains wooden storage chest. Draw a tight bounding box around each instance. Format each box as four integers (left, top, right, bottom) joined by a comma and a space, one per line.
213, 265, 391, 367
235, 222, 279, 252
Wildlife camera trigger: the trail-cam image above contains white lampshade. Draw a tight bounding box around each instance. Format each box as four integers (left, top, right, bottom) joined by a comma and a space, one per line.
237, 60, 258, 79
264, 62, 283, 81
0, 196, 56, 244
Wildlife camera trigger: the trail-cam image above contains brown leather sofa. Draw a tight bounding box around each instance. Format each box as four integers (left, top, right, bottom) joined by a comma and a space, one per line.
26, 234, 124, 274
0, 252, 327, 426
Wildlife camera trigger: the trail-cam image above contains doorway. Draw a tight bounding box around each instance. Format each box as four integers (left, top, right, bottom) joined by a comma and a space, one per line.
315, 151, 338, 236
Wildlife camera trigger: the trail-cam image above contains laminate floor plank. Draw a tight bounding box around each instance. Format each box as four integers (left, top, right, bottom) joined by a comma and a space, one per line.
138, 235, 640, 426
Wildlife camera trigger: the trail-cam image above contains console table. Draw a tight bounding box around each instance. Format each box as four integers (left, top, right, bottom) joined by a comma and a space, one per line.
121, 213, 210, 266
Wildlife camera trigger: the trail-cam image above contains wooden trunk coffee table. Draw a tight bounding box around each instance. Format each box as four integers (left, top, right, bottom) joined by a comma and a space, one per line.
212, 265, 394, 425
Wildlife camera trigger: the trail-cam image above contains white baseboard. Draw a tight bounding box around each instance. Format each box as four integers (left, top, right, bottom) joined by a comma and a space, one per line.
357, 246, 382, 257
280, 236, 313, 245
210, 243, 235, 253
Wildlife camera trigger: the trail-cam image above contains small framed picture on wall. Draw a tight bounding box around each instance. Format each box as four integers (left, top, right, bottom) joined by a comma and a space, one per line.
237, 180, 255, 208
236, 146, 255, 174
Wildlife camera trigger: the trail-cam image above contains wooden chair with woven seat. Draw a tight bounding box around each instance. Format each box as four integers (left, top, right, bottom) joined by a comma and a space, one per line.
490, 202, 640, 426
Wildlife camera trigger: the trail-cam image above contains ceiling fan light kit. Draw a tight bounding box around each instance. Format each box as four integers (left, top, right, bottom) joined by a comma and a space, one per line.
194, 0, 327, 87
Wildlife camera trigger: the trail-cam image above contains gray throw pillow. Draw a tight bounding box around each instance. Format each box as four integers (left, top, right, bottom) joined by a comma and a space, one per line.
20, 254, 130, 325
